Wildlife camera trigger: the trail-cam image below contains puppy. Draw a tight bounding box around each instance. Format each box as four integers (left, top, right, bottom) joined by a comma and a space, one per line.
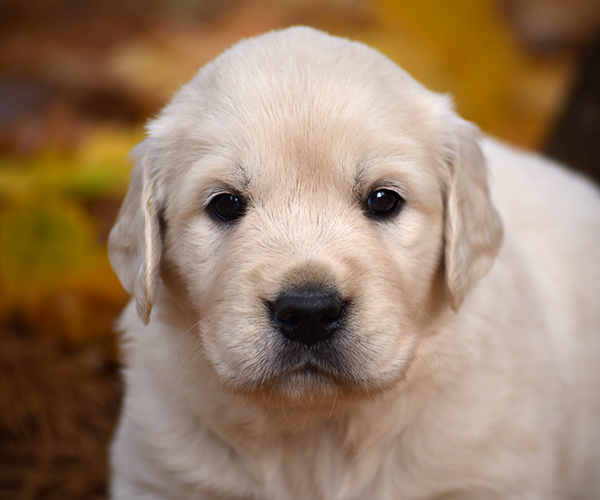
108, 27, 600, 499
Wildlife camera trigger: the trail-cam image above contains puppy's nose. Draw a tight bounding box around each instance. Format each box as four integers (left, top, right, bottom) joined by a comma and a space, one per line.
270, 289, 345, 346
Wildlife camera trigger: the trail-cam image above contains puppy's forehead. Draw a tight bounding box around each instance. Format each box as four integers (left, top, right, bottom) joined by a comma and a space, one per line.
150, 28, 450, 197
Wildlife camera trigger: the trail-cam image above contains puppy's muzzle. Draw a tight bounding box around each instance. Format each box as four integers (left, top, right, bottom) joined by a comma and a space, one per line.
268, 288, 346, 347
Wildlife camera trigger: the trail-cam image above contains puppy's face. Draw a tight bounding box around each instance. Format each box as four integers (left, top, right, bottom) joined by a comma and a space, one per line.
109, 28, 502, 409
162, 90, 446, 407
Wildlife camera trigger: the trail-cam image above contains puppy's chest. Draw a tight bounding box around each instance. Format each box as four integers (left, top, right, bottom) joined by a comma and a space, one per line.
223, 432, 400, 500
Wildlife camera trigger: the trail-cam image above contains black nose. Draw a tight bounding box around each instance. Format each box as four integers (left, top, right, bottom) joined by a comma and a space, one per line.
270, 289, 345, 347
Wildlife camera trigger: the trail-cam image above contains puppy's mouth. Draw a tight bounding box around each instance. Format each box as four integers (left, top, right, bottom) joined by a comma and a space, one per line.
271, 363, 344, 399
247, 358, 354, 406
225, 340, 399, 407
283, 358, 345, 385
276, 339, 356, 382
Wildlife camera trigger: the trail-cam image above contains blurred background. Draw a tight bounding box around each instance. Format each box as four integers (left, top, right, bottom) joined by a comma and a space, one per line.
1, 0, 599, 498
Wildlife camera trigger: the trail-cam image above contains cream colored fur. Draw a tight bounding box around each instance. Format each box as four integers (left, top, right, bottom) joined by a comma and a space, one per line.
108, 27, 600, 499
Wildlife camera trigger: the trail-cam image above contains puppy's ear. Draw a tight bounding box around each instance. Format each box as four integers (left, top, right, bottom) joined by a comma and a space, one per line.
108, 140, 164, 324
442, 117, 503, 310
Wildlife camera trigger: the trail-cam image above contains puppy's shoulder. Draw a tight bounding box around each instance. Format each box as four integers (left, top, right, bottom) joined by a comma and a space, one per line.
482, 137, 600, 244
481, 137, 600, 340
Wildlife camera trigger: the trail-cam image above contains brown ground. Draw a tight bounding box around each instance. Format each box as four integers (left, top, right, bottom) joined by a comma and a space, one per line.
0, 329, 121, 500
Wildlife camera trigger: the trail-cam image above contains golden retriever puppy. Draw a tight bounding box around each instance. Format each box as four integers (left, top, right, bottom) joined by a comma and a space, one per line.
108, 27, 600, 499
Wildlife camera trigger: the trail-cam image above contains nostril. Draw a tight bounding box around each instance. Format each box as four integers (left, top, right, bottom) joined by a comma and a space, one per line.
270, 288, 345, 346
318, 303, 343, 327
275, 307, 302, 327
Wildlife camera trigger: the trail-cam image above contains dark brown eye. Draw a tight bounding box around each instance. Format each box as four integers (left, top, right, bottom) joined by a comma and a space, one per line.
366, 189, 404, 218
209, 193, 245, 221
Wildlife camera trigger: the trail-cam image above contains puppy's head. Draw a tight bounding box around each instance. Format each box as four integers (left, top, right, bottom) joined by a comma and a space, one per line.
109, 27, 502, 408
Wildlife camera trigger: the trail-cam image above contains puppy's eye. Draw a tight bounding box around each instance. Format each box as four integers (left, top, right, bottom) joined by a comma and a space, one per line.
365, 189, 404, 218
209, 193, 245, 221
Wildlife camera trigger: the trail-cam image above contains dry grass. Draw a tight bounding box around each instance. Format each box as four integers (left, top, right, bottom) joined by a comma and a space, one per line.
0, 326, 121, 500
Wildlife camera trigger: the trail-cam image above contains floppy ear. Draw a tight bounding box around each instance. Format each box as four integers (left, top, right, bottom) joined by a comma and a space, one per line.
442, 117, 503, 311
108, 140, 164, 325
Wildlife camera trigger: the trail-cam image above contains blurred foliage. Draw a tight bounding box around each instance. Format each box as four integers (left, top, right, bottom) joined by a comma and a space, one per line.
367, 0, 574, 146
0, 126, 140, 201
0, 126, 142, 346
